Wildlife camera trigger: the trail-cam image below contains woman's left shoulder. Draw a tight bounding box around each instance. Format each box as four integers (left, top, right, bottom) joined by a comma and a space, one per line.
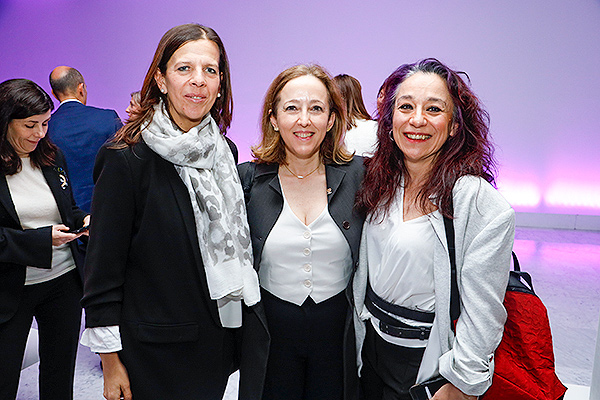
453, 175, 513, 213
454, 175, 492, 190
336, 156, 366, 173
224, 135, 238, 164
53, 148, 68, 168
237, 161, 256, 187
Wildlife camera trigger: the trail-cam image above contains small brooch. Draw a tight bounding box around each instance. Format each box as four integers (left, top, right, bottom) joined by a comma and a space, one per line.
56, 167, 68, 190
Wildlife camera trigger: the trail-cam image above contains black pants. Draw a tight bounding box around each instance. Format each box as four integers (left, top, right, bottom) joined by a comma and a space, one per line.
261, 289, 348, 400
0, 269, 82, 400
361, 322, 425, 400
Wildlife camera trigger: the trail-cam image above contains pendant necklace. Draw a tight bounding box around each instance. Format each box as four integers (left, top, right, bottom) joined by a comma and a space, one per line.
283, 163, 320, 179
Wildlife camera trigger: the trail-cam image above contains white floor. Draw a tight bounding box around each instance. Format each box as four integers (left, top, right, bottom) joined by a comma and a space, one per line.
17, 227, 600, 399
566, 384, 591, 400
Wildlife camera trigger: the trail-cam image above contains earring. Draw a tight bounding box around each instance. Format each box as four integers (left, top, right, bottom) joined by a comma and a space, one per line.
389, 130, 394, 140
273, 126, 279, 132
160, 88, 166, 94
217, 93, 221, 98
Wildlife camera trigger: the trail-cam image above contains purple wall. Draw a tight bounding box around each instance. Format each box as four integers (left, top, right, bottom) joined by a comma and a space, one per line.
1, 0, 599, 215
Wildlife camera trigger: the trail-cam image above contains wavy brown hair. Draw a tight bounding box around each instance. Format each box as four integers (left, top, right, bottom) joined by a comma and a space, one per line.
113, 23, 233, 147
0, 79, 56, 175
333, 74, 372, 130
252, 64, 351, 165
356, 58, 497, 220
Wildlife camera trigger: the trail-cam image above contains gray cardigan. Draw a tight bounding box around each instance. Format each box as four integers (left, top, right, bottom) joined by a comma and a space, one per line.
353, 175, 515, 396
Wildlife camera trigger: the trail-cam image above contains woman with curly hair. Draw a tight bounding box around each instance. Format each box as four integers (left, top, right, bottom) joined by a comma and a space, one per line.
354, 58, 515, 400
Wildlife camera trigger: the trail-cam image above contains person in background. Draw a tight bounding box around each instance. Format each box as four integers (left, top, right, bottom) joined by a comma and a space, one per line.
376, 81, 387, 117
238, 64, 364, 400
354, 58, 515, 400
334, 74, 378, 157
48, 66, 122, 213
125, 91, 141, 119
80, 23, 259, 400
0, 78, 89, 400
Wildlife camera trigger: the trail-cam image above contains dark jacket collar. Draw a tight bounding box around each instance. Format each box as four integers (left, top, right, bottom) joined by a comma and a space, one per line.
0, 162, 70, 226
0, 176, 19, 224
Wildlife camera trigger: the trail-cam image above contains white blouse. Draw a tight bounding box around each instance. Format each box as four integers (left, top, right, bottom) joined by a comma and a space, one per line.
259, 188, 352, 306
6, 157, 76, 285
366, 193, 436, 348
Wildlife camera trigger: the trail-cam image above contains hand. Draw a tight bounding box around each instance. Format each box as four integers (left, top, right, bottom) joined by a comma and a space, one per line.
432, 383, 477, 400
51, 224, 82, 246
99, 353, 132, 400
82, 215, 91, 236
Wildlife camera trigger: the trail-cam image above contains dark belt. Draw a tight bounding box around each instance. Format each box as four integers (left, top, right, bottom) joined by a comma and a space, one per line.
377, 320, 430, 340
365, 282, 434, 340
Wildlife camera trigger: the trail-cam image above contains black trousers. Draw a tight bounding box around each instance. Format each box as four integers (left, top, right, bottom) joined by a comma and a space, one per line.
0, 269, 82, 400
361, 322, 425, 400
261, 289, 348, 400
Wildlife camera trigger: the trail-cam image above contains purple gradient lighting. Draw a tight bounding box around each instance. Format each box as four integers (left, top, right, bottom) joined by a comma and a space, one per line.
513, 239, 537, 260
545, 182, 600, 210
498, 182, 542, 209
539, 243, 600, 269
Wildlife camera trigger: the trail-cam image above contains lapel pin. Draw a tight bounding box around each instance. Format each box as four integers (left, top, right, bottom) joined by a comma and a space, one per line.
56, 167, 68, 190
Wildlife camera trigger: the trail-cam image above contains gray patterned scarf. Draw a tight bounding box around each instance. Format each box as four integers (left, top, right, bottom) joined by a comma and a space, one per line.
142, 102, 260, 307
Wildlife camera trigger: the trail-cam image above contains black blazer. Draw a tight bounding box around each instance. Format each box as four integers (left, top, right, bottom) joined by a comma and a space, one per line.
82, 141, 220, 328
81, 139, 256, 398
0, 150, 87, 324
237, 157, 365, 400
82, 136, 239, 327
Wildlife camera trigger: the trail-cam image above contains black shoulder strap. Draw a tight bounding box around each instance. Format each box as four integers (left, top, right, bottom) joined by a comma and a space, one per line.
443, 203, 461, 333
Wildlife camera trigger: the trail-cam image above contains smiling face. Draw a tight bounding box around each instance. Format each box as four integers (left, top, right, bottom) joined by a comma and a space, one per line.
7, 110, 52, 157
155, 39, 221, 132
392, 72, 456, 171
270, 75, 335, 164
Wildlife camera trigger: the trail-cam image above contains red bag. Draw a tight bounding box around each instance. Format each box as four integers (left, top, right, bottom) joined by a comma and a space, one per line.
444, 217, 566, 399
480, 253, 567, 400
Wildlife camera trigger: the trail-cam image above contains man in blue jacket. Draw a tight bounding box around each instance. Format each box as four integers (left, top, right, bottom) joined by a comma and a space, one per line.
48, 66, 122, 212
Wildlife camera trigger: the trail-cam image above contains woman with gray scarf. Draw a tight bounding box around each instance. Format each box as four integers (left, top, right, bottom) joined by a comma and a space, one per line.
80, 24, 260, 400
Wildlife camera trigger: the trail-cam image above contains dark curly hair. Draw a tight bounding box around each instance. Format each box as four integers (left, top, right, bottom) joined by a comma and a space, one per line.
356, 58, 497, 220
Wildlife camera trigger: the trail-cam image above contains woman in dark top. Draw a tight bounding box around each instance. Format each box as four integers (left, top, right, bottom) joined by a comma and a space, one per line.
80, 24, 260, 400
0, 78, 89, 400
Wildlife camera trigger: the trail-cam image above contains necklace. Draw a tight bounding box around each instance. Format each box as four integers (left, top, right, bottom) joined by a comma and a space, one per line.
283, 163, 320, 179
